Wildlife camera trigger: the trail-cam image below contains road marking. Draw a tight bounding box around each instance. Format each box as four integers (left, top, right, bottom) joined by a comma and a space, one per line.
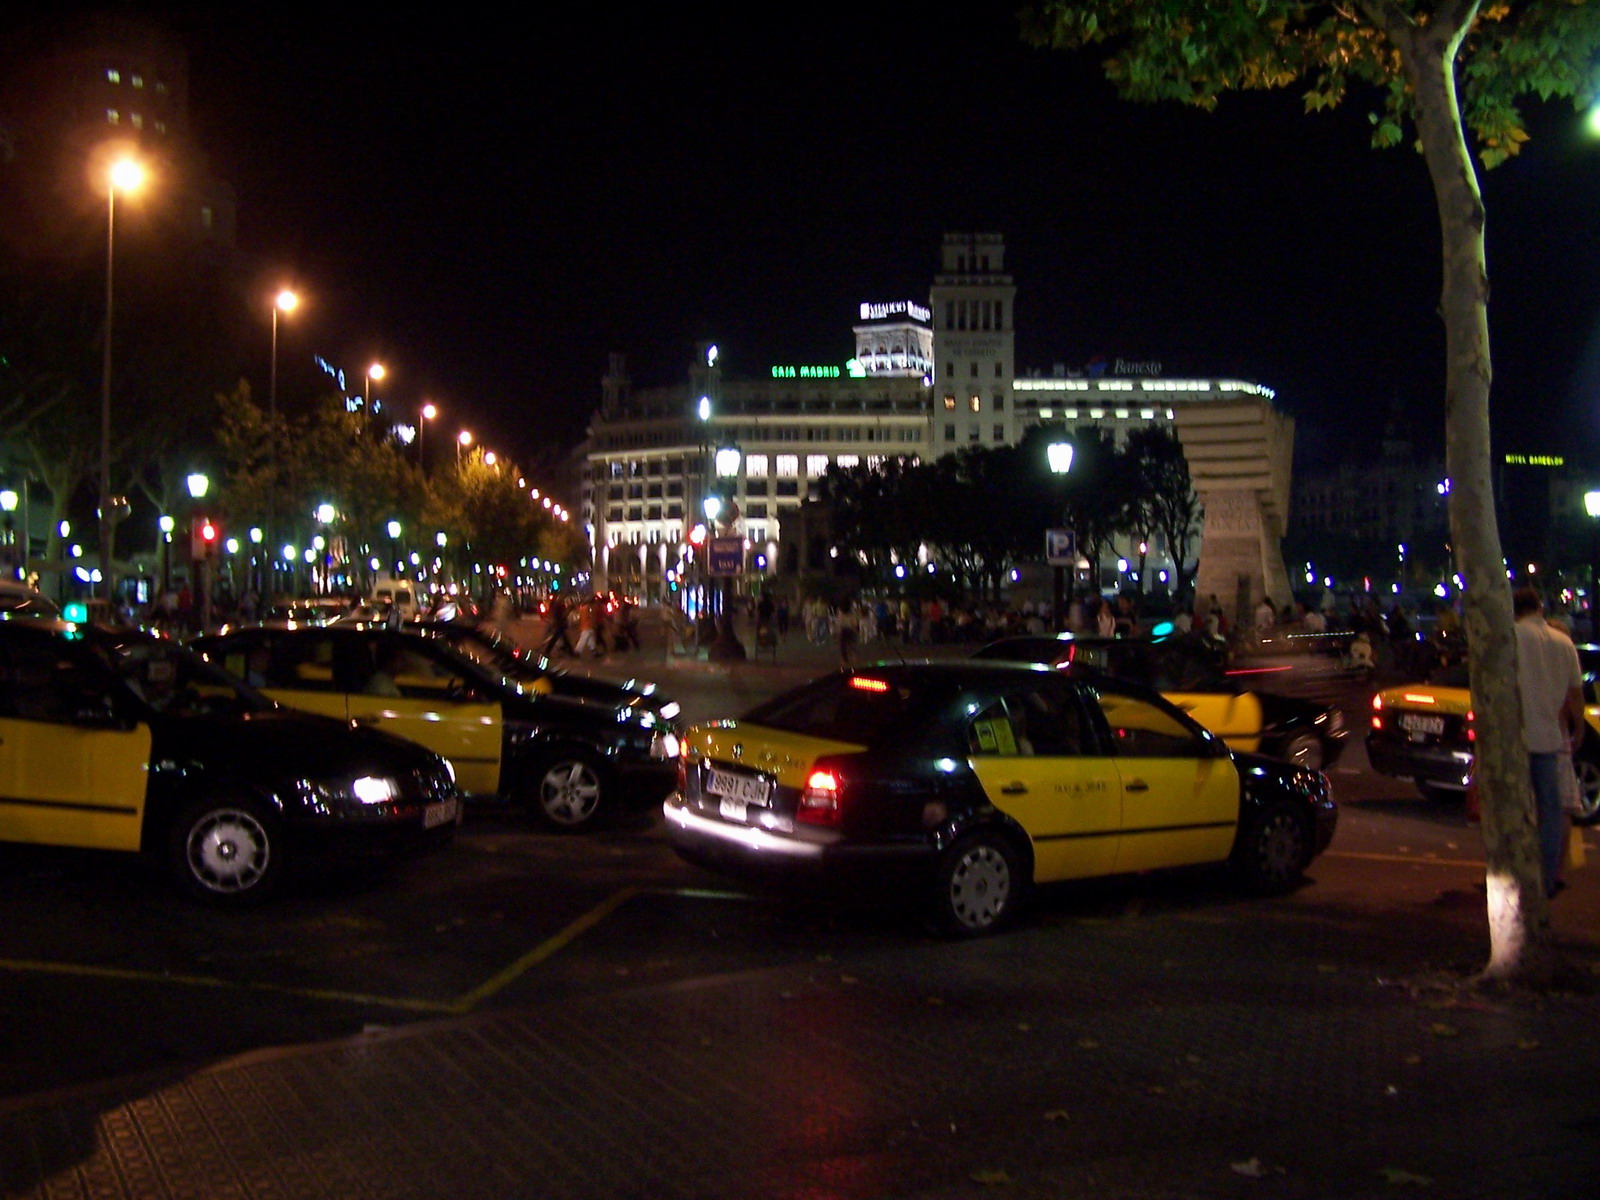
1327, 850, 1483, 868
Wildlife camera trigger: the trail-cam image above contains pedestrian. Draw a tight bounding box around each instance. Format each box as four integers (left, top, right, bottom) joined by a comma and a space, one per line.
776, 596, 790, 640
542, 595, 575, 657
836, 601, 859, 668
574, 595, 605, 658
1513, 587, 1584, 898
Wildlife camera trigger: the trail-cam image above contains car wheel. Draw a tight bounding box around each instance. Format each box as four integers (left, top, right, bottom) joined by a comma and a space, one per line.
1573, 752, 1600, 826
525, 748, 608, 830
932, 832, 1024, 938
1232, 803, 1308, 894
1279, 731, 1323, 772
168, 795, 282, 905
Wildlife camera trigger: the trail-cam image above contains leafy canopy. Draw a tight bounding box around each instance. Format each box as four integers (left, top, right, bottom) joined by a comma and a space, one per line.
1021, 1, 1600, 166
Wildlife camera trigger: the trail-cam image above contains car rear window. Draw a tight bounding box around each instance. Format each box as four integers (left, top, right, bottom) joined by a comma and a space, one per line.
740, 673, 954, 747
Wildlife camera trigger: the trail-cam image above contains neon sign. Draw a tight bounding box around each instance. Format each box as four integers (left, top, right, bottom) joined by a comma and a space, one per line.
771, 365, 841, 379
1504, 454, 1563, 467
860, 301, 932, 323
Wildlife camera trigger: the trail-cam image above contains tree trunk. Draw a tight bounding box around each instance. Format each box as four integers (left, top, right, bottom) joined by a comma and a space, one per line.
1394, 4, 1552, 983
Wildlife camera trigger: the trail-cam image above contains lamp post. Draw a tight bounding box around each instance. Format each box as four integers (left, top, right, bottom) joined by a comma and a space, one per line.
457, 429, 473, 463
100, 156, 145, 602
1585, 491, 1600, 640
365, 362, 386, 411
187, 472, 211, 631
0, 489, 17, 577
419, 402, 437, 471
1047, 436, 1075, 629
267, 288, 298, 597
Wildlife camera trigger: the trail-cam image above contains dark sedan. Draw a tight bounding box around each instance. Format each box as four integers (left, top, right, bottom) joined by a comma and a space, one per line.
0, 619, 459, 904
974, 633, 1347, 770
194, 624, 678, 829
413, 620, 681, 726
665, 663, 1336, 936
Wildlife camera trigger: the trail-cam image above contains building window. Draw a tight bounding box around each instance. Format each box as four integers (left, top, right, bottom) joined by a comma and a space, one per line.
667, 503, 683, 520
106, 69, 121, 83
747, 503, 769, 519
130, 113, 144, 129
995, 362, 1004, 377
995, 301, 1003, 328
776, 480, 799, 497
745, 453, 768, 478
944, 424, 956, 442
806, 455, 828, 478
130, 74, 144, 89
993, 394, 1005, 411
969, 395, 981, 413
945, 362, 954, 378
993, 424, 1004, 441
969, 427, 980, 442
835, 454, 859, 469
106, 109, 120, 124
943, 394, 956, 410
970, 362, 979, 378
776, 454, 799, 478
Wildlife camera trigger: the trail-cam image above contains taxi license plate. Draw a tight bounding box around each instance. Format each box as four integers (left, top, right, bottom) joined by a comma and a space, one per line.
423, 798, 459, 829
707, 767, 769, 807
1398, 713, 1444, 737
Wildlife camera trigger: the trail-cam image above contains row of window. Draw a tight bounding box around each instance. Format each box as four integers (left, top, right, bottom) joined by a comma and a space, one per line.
943, 424, 1008, 443
104, 109, 167, 133
104, 69, 169, 93
942, 362, 1007, 380
942, 299, 1004, 333
943, 393, 1006, 413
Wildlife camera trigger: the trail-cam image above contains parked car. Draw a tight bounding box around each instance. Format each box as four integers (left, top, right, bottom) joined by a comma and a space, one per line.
665, 663, 1337, 936
414, 620, 680, 725
193, 624, 679, 829
1367, 649, 1600, 824
973, 633, 1347, 770
0, 619, 460, 904
0, 580, 61, 619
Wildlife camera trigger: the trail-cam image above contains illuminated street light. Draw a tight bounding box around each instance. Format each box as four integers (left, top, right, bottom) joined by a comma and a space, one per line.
457, 429, 473, 463
1047, 441, 1075, 475
99, 154, 146, 600
419, 401, 437, 469
268, 287, 299, 591
366, 362, 386, 408
315, 502, 336, 524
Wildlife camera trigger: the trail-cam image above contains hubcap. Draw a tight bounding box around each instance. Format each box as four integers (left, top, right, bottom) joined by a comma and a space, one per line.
187, 809, 269, 893
542, 761, 601, 825
1259, 814, 1304, 879
948, 845, 1010, 929
1286, 736, 1323, 771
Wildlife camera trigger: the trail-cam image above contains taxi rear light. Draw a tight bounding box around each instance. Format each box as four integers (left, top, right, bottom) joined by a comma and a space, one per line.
797, 768, 843, 826
1466, 710, 1475, 742
1371, 695, 1384, 712
848, 676, 889, 693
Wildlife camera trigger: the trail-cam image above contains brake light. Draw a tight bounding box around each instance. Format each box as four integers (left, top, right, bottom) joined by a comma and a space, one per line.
1466, 710, 1475, 742
848, 676, 889, 693
797, 768, 843, 826
1372, 695, 1384, 711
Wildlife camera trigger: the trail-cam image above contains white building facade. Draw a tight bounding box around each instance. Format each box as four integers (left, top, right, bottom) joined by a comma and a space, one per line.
583, 233, 1294, 607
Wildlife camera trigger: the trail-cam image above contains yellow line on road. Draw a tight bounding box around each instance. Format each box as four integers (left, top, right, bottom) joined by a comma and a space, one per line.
1326, 850, 1483, 868
449, 886, 642, 1012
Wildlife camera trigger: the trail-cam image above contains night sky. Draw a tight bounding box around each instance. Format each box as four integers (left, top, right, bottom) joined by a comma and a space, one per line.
28, 3, 1600, 474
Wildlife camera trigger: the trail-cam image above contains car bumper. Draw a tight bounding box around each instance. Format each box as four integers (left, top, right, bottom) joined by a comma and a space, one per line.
662, 793, 937, 885
1365, 734, 1473, 789
290, 794, 463, 858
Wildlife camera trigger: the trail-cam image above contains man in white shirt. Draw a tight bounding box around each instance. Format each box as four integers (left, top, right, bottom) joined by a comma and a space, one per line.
1513, 587, 1584, 898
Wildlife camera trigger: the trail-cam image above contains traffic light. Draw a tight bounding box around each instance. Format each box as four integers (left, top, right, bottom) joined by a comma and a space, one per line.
190, 516, 219, 560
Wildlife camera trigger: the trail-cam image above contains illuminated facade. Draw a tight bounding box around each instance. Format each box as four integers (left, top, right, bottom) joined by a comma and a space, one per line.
584, 233, 1293, 605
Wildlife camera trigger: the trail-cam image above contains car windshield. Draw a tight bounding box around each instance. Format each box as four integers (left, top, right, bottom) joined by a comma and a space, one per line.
740, 672, 959, 747
97, 636, 273, 718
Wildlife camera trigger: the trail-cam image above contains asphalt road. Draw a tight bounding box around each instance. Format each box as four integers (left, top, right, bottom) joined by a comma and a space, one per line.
1, 637, 1595, 1109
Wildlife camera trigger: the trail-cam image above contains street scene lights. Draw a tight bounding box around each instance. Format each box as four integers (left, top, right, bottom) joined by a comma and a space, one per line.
419, 402, 437, 469
268, 288, 298, 582
365, 362, 386, 410
457, 429, 473, 462
99, 155, 146, 601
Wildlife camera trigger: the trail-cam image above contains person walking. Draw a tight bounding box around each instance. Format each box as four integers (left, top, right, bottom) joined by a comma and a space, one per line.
542, 595, 575, 658
1513, 587, 1584, 899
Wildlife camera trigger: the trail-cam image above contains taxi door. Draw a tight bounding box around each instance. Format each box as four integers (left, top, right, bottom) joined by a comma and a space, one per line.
0, 639, 151, 852
964, 688, 1122, 882
1094, 691, 1240, 874
343, 636, 502, 796
239, 631, 354, 722
1162, 690, 1264, 755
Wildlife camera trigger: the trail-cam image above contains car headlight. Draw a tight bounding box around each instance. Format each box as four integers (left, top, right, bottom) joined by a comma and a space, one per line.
352, 775, 399, 805
651, 730, 681, 760
658, 701, 681, 722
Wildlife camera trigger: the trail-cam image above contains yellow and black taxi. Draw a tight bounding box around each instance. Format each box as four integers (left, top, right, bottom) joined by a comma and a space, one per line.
0, 618, 459, 904
193, 624, 679, 829
1367, 652, 1600, 823
414, 620, 681, 727
664, 662, 1337, 936
975, 633, 1347, 770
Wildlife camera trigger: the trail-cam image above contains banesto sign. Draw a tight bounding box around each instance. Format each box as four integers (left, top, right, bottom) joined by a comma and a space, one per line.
860, 300, 932, 323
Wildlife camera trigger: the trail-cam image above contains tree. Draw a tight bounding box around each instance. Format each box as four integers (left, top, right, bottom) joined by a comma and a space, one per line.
1125, 426, 1201, 599
1023, 1, 1600, 984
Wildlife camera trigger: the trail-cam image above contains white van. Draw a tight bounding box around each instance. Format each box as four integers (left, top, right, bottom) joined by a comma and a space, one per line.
370, 580, 419, 623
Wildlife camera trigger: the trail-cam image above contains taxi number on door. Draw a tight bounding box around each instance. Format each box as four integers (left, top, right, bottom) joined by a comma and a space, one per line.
424, 799, 460, 829
708, 767, 770, 806
1398, 713, 1445, 737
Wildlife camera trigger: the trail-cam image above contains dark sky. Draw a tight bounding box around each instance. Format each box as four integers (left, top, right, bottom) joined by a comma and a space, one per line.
48, 4, 1600, 472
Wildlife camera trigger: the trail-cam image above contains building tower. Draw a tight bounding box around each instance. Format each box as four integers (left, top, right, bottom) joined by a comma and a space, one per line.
929, 232, 1016, 455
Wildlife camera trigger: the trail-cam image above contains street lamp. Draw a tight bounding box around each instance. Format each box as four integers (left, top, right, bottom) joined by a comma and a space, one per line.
457, 429, 473, 463
187, 473, 211, 630
267, 288, 298, 591
365, 362, 386, 413
1046, 436, 1076, 627
1584, 491, 1600, 639
419, 402, 437, 469
99, 155, 146, 601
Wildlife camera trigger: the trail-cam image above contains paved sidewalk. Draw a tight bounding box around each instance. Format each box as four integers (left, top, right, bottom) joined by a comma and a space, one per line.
1, 883, 1596, 1199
